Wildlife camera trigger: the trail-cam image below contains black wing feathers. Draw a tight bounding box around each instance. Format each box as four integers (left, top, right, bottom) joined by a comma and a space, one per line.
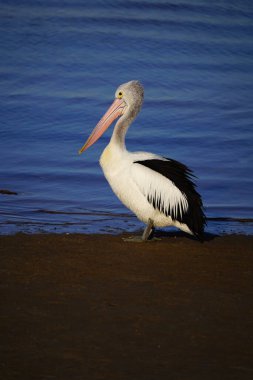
134, 158, 206, 238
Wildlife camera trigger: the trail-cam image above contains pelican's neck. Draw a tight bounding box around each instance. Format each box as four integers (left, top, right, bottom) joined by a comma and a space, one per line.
100, 112, 134, 172
110, 109, 136, 151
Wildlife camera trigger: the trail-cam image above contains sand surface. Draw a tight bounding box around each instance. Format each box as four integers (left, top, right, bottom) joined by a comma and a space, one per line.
1, 233, 253, 380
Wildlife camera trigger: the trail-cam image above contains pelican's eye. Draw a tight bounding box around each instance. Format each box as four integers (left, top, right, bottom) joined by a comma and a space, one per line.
118, 91, 123, 99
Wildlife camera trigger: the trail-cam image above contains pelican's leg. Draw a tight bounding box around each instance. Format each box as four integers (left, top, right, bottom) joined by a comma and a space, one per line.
123, 219, 155, 243
142, 218, 154, 241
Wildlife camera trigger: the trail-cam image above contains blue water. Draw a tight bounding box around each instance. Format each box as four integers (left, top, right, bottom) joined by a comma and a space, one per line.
1, 0, 253, 235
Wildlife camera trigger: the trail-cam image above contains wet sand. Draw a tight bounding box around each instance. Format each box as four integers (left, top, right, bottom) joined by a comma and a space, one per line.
1, 233, 253, 380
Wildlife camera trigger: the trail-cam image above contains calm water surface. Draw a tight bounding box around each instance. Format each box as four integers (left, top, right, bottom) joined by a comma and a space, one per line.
1, 0, 253, 235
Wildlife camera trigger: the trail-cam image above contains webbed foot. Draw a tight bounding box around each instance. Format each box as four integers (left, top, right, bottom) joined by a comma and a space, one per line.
122, 235, 161, 243
122, 236, 146, 243
122, 219, 160, 242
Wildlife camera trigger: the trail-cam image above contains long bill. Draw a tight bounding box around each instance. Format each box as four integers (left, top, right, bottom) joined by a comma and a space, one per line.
79, 98, 126, 154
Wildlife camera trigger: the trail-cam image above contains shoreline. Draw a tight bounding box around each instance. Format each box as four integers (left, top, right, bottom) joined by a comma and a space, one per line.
1, 233, 253, 379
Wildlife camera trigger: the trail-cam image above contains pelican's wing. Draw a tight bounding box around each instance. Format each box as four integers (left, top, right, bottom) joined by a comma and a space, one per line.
131, 157, 205, 235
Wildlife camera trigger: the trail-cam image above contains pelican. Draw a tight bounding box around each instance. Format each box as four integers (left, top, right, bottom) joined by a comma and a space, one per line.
79, 80, 206, 241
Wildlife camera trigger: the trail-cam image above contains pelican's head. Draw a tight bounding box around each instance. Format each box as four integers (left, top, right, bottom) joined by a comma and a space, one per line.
79, 80, 144, 154
116, 80, 144, 114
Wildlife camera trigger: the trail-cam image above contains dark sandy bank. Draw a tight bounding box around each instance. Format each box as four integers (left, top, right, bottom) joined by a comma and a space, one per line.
1, 233, 253, 380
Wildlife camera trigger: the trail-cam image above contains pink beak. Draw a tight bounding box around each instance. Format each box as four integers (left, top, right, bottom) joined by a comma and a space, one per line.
79, 98, 126, 154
